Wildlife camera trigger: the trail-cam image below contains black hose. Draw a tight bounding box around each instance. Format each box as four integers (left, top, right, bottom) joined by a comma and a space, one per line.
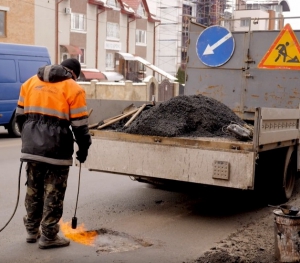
0, 161, 23, 232
1, 161, 82, 231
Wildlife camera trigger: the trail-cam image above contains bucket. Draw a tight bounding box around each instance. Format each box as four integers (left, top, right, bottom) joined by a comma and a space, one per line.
274, 209, 300, 262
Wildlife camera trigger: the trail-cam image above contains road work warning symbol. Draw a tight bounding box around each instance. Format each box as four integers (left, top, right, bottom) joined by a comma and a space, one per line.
258, 24, 300, 69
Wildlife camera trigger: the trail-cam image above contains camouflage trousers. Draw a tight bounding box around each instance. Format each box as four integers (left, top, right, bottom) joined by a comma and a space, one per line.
24, 162, 69, 239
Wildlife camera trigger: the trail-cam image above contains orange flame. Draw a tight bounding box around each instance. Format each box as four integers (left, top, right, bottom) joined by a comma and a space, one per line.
60, 219, 97, 246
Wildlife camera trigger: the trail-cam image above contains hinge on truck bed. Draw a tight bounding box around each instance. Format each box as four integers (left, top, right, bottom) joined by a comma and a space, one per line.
213, 161, 230, 180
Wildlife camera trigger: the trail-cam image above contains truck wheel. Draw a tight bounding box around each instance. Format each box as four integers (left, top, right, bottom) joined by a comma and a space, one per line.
280, 146, 297, 201
268, 146, 297, 203
7, 113, 21, 137
255, 146, 297, 204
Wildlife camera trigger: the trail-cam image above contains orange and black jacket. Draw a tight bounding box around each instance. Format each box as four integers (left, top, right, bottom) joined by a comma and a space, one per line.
16, 65, 91, 166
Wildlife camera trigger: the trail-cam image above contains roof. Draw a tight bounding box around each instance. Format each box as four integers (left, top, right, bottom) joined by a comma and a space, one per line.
60, 45, 82, 55
88, 0, 113, 10
101, 71, 124, 81
80, 69, 106, 81
135, 56, 178, 81
121, 0, 140, 11
116, 52, 177, 81
121, 0, 160, 22
116, 52, 136, 60
88, 0, 160, 22
0, 43, 50, 57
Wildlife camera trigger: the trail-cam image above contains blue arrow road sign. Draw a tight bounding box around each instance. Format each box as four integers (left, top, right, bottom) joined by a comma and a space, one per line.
196, 25, 235, 67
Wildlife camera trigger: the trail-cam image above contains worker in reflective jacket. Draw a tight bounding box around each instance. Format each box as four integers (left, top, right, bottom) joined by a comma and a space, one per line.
16, 58, 91, 249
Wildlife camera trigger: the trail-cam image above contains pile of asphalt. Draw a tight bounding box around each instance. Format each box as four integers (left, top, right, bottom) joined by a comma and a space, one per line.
115, 94, 246, 138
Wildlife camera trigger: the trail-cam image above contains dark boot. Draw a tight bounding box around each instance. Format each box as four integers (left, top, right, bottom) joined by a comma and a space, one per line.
38, 235, 70, 249
26, 230, 41, 243
24, 216, 41, 243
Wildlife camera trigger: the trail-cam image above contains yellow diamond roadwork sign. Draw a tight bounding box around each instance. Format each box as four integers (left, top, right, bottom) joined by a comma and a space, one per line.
258, 23, 300, 70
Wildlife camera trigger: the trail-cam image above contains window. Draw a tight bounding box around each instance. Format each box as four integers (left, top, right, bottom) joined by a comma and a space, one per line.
137, 3, 145, 17
0, 59, 16, 82
182, 4, 192, 30
106, 52, 115, 69
136, 30, 146, 45
182, 32, 188, 47
77, 48, 85, 64
107, 22, 120, 40
0, 10, 6, 37
71, 13, 86, 32
183, 4, 192, 16
240, 18, 250, 27
246, 4, 259, 10
138, 62, 145, 72
61, 53, 70, 63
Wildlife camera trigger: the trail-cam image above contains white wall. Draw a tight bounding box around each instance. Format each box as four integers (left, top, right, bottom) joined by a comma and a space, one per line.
97, 12, 107, 71
119, 14, 127, 53
34, 0, 56, 63
86, 4, 97, 69
35, 0, 73, 63
59, 8, 71, 60
146, 22, 155, 63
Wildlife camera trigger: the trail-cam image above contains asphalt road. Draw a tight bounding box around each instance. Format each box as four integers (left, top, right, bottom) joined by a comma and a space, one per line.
0, 126, 278, 263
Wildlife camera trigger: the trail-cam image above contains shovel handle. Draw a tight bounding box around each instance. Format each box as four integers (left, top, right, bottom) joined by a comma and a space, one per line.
97, 108, 138, 130
124, 104, 147, 127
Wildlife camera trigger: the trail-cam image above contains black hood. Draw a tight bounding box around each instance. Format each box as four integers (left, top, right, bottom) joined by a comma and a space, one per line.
37, 65, 73, 83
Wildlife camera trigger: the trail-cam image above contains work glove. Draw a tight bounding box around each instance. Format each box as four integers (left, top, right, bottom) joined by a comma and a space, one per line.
76, 149, 88, 163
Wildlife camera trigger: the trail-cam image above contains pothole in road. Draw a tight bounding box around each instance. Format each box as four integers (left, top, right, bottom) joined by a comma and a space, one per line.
94, 228, 152, 254
60, 220, 152, 253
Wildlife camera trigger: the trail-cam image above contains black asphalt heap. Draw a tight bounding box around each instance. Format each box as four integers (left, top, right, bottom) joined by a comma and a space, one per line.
117, 95, 245, 138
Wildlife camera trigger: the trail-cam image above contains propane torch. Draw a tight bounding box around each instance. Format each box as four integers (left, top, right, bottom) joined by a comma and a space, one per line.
72, 162, 81, 229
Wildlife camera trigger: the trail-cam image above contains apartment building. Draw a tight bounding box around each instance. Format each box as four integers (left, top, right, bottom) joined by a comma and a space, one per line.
232, 0, 290, 31
43, 0, 159, 77
0, 0, 160, 81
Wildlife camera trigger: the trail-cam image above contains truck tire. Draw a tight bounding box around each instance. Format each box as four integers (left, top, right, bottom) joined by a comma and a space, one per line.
255, 146, 297, 204
7, 113, 21, 137
280, 146, 297, 201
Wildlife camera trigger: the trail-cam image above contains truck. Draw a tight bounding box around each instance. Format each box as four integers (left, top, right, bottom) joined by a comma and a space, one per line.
82, 21, 300, 203
0, 43, 51, 137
